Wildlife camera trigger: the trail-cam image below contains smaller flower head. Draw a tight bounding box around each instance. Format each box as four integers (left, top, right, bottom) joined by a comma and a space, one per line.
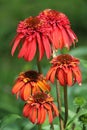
23, 92, 59, 124
38, 9, 78, 49
12, 70, 51, 100
11, 16, 52, 61
46, 54, 82, 86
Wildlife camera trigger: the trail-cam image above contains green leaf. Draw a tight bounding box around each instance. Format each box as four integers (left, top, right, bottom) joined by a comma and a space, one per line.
0, 114, 21, 129
74, 97, 86, 107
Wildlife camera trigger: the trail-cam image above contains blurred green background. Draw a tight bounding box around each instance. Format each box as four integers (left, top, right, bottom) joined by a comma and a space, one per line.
0, 0, 87, 130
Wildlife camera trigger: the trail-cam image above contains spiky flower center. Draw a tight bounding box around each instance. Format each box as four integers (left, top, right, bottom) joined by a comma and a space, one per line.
24, 17, 42, 29
33, 92, 48, 103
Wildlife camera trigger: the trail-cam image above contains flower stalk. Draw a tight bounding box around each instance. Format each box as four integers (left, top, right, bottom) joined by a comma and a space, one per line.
56, 80, 64, 130
64, 86, 68, 128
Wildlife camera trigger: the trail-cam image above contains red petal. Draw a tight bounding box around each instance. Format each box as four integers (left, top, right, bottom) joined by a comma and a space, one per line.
18, 39, 28, 58
57, 69, 65, 86
67, 69, 73, 86
46, 67, 55, 81
42, 36, 51, 59
52, 28, 60, 49
11, 34, 23, 56
52, 103, 59, 117
37, 106, 41, 124
67, 28, 78, 44
23, 104, 31, 117
12, 81, 24, 94
49, 68, 57, 83
30, 107, 37, 124
73, 67, 82, 85
48, 109, 53, 123
39, 106, 46, 124
57, 26, 64, 49
36, 33, 45, 60
61, 26, 72, 49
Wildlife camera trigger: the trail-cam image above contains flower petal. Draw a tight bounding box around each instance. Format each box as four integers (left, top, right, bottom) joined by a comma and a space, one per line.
20, 83, 31, 100
12, 81, 24, 94
57, 69, 65, 86
18, 39, 28, 58
42, 36, 51, 59
67, 69, 73, 86
36, 33, 45, 60
11, 34, 23, 56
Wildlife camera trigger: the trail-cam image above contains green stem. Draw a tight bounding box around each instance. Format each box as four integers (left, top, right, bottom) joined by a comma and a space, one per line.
64, 86, 68, 128
37, 59, 42, 73
83, 124, 86, 130
56, 80, 64, 130
50, 123, 54, 130
38, 124, 42, 130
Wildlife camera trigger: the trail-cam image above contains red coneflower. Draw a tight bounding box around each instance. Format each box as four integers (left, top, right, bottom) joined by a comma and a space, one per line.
11, 16, 52, 61
23, 92, 59, 124
46, 54, 82, 86
38, 9, 78, 49
12, 70, 50, 100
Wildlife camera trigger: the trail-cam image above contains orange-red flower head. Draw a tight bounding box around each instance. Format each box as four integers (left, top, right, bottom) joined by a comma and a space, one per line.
12, 70, 51, 100
11, 16, 52, 61
23, 92, 59, 124
46, 54, 82, 86
38, 9, 78, 49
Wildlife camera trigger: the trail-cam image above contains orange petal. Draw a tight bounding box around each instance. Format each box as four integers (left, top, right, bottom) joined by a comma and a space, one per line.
50, 68, 57, 83
43, 103, 51, 110
73, 67, 82, 85
37, 81, 49, 92
37, 106, 41, 124
20, 83, 31, 100
57, 69, 65, 86
23, 104, 31, 117
48, 109, 53, 123
67, 69, 73, 86
12, 81, 24, 94
52, 103, 59, 117
30, 107, 37, 124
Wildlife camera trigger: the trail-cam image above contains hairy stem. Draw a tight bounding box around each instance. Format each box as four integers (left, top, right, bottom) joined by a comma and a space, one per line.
64, 86, 68, 128
56, 80, 64, 130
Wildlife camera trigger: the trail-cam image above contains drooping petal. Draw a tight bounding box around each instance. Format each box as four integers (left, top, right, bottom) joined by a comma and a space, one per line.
51, 103, 59, 117
42, 35, 51, 59
67, 69, 73, 86
37, 106, 42, 124
37, 80, 50, 92
27, 38, 37, 61
18, 39, 28, 58
39, 106, 46, 124
46, 67, 56, 82
30, 107, 37, 123
20, 83, 31, 100
57, 69, 65, 86
11, 34, 23, 56
49, 68, 57, 83
12, 81, 24, 94
23, 104, 31, 117
61, 26, 72, 49
66, 28, 78, 44
36, 33, 45, 60
48, 109, 53, 123
73, 67, 82, 85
